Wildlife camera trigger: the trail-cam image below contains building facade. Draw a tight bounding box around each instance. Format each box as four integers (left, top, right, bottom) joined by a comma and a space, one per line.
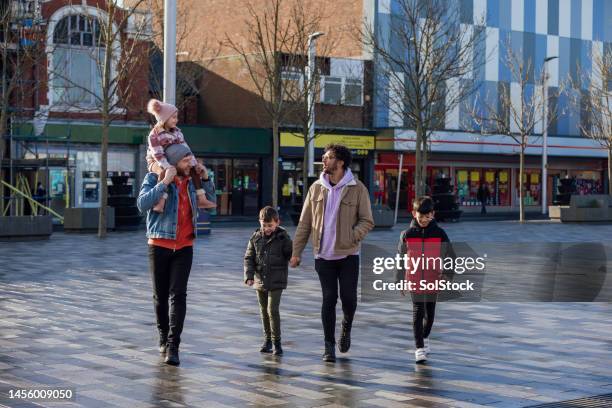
1, 0, 152, 217
177, 0, 376, 215
372, 0, 611, 214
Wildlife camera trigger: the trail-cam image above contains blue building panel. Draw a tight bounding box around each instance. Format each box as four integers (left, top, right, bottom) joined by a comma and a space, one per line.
372, 0, 606, 140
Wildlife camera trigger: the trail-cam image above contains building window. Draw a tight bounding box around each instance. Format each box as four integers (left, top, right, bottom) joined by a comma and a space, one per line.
321, 76, 363, 106
51, 14, 105, 107
281, 68, 304, 101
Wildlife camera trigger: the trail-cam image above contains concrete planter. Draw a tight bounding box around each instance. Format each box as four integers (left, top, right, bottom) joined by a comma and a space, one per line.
372, 206, 394, 229
0, 216, 53, 241
550, 195, 612, 222
64, 207, 115, 232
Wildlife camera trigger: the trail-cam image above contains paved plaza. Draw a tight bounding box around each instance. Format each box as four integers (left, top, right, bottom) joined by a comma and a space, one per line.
1, 221, 612, 407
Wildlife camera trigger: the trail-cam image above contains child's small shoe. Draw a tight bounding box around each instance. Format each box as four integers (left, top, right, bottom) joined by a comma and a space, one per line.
153, 193, 168, 213
196, 190, 216, 209
273, 340, 283, 356
260, 339, 273, 353
415, 348, 427, 363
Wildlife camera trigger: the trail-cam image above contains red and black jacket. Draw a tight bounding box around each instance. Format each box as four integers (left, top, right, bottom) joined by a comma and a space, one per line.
395, 220, 456, 294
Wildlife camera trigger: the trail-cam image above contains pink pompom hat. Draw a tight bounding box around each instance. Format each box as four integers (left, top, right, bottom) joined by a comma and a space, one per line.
147, 99, 178, 124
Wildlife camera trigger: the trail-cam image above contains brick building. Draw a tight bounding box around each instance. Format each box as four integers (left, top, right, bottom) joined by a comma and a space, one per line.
170, 0, 377, 217
1, 0, 152, 216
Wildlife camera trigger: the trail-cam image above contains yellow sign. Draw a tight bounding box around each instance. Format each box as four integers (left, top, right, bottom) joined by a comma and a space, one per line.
485, 172, 495, 183
531, 173, 539, 184
281, 132, 375, 150
457, 170, 468, 183
499, 172, 508, 182
471, 171, 480, 182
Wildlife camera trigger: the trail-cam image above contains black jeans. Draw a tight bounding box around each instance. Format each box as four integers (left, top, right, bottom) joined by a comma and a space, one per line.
148, 245, 193, 347
315, 255, 359, 343
412, 297, 436, 349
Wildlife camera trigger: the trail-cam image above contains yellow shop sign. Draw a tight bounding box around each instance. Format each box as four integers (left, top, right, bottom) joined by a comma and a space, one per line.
280, 132, 375, 150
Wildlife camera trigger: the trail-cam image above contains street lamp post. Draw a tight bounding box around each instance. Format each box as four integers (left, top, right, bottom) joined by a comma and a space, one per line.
542, 56, 558, 215
163, 0, 176, 104
306, 32, 324, 177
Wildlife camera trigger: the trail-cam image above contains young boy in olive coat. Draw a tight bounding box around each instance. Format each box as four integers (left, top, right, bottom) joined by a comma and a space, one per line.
244, 206, 293, 355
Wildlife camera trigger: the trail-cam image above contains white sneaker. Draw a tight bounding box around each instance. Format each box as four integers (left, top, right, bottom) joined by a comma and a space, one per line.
415, 348, 427, 363
423, 338, 430, 354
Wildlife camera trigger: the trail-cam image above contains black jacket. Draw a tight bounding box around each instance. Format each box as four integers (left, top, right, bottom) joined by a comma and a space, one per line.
244, 226, 292, 291
394, 220, 456, 284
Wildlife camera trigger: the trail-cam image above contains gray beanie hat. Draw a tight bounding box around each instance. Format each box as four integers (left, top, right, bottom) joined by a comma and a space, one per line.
165, 143, 193, 166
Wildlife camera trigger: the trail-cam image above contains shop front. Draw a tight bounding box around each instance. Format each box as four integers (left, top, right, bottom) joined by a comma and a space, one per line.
279, 132, 375, 211
184, 126, 271, 217
374, 151, 606, 215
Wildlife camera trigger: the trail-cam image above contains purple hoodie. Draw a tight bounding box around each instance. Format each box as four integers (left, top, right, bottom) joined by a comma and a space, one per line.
316, 168, 358, 260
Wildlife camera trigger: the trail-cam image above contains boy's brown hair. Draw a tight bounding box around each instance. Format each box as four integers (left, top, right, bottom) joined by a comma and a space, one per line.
413, 196, 435, 213
259, 206, 279, 222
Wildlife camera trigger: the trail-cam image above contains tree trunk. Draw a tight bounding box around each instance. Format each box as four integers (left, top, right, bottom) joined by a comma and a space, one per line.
302, 131, 309, 200
98, 121, 109, 238
414, 123, 424, 197
421, 136, 428, 196
98, 8, 113, 238
608, 146, 612, 195
272, 118, 279, 208
519, 143, 525, 223
0, 22, 9, 216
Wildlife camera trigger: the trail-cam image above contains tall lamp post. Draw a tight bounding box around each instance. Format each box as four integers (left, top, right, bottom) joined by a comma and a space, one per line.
306, 32, 324, 178
542, 55, 558, 215
163, 0, 176, 104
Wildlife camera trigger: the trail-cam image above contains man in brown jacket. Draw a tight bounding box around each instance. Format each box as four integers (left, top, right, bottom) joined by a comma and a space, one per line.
290, 144, 374, 362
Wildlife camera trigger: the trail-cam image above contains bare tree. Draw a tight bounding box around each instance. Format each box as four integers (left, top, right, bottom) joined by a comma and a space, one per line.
568, 46, 612, 194
361, 0, 485, 197
226, 0, 319, 208
0, 0, 46, 214
468, 39, 561, 222
145, 0, 218, 116
47, 0, 151, 237
275, 0, 348, 190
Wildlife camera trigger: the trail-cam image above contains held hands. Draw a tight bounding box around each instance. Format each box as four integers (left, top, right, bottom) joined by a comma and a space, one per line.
245, 279, 254, 286
194, 162, 209, 181
162, 166, 177, 185
289, 256, 300, 268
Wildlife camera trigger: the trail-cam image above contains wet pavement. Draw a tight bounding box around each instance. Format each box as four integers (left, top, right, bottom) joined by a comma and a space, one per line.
1, 221, 612, 407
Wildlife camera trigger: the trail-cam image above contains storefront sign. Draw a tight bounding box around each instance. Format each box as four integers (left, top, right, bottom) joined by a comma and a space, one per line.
470, 171, 480, 182
281, 133, 375, 150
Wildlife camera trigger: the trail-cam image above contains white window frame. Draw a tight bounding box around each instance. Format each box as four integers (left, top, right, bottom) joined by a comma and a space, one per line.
46, 5, 122, 113
320, 75, 363, 106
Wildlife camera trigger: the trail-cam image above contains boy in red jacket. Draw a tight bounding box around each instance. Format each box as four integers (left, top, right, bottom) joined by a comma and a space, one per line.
395, 196, 456, 363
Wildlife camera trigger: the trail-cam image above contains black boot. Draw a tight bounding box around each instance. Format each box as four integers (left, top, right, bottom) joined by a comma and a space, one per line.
159, 332, 168, 354
165, 344, 180, 366
322, 341, 336, 362
273, 340, 283, 356
338, 320, 352, 353
260, 339, 273, 353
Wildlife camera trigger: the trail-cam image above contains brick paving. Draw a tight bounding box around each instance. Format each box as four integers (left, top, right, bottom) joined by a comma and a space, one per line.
1, 220, 612, 407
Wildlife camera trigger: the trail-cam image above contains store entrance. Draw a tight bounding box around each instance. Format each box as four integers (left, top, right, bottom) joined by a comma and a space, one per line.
204, 157, 261, 216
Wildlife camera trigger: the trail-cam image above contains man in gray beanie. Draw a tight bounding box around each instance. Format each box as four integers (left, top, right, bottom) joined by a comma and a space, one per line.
137, 144, 216, 366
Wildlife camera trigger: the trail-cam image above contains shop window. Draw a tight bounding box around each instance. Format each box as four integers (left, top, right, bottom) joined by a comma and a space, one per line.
457, 168, 511, 206
572, 170, 603, 195
517, 171, 541, 206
